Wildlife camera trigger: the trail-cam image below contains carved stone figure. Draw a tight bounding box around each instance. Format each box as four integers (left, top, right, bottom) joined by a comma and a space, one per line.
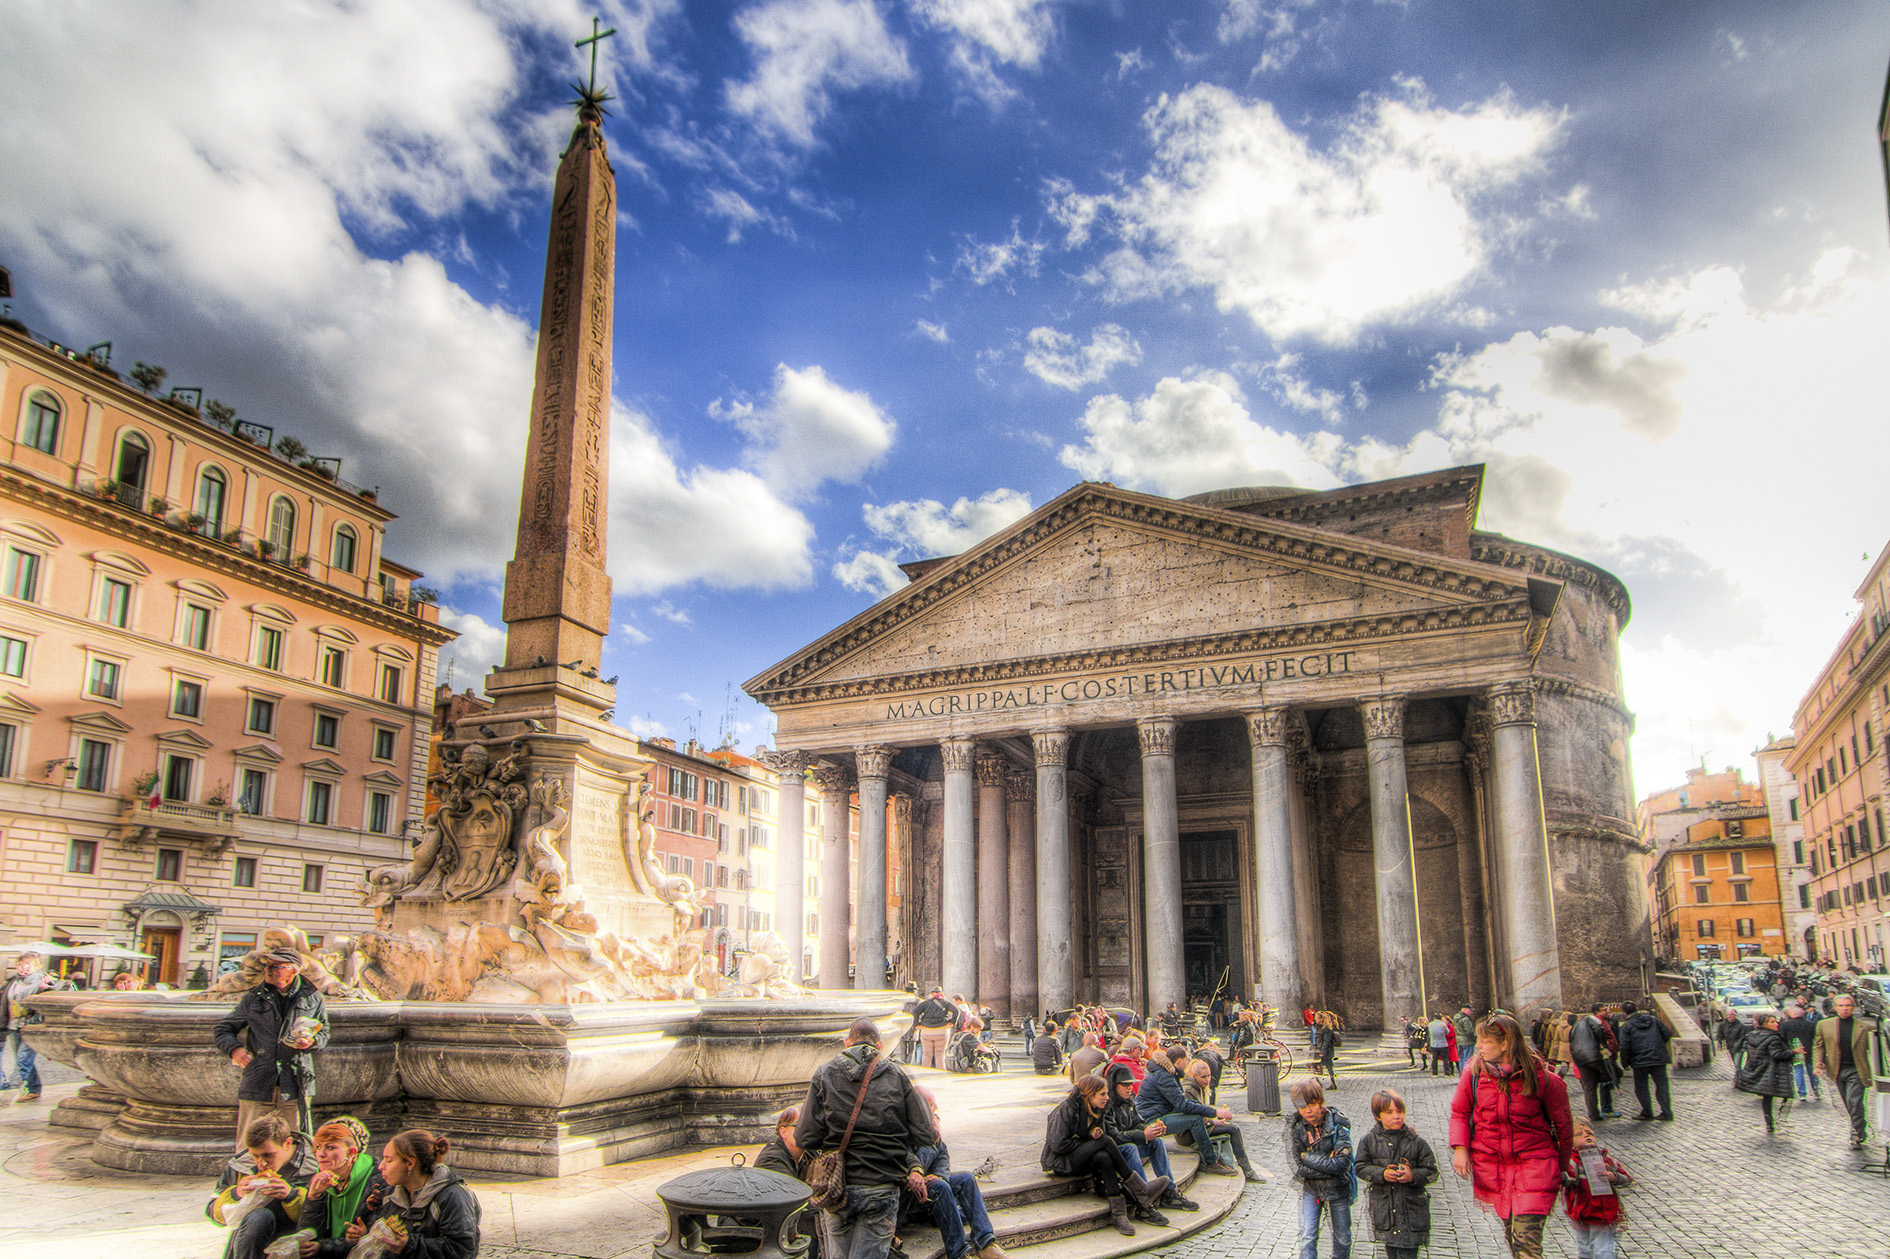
735, 932, 809, 999
194, 926, 375, 1000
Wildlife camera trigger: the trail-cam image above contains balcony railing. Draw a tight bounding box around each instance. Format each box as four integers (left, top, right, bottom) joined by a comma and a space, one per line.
119, 797, 242, 845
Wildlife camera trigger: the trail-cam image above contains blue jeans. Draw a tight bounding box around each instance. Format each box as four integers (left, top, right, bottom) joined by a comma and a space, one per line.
921, 1172, 994, 1259
1152, 1112, 1219, 1165
1572, 1221, 1618, 1259
820, 1183, 902, 1259
1118, 1139, 1174, 1182
1296, 1190, 1350, 1259
1, 1030, 38, 1093
1792, 1061, 1821, 1099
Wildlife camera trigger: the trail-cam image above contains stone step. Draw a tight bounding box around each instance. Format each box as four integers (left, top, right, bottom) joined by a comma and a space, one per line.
895, 1147, 1249, 1259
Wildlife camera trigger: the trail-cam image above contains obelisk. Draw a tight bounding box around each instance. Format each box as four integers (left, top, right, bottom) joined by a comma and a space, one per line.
486, 92, 617, 719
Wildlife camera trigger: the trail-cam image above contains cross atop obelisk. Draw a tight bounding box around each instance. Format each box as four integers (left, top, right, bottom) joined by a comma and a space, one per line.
491, 22, 619, 713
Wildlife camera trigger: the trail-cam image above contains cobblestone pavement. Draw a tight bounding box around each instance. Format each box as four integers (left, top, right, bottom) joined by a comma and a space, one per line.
1167, 1051, 1890, 1259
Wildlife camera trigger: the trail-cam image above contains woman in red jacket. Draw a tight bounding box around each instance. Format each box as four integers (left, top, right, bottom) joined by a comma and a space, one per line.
1448, 1011, 1573, 1259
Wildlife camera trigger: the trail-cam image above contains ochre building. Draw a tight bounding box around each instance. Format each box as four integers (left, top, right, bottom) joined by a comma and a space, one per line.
0, 320, 454, 984
746, 468, 1646, 1028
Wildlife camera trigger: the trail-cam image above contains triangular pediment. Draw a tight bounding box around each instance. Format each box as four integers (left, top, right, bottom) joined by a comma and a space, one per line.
748, 481, 1554, 702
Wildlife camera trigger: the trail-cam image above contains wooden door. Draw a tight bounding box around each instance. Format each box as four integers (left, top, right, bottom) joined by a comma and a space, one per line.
140, 927, 180, 986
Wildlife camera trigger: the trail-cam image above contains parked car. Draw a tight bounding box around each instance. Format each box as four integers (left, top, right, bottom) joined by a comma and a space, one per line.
1706, 990, 1779, 1027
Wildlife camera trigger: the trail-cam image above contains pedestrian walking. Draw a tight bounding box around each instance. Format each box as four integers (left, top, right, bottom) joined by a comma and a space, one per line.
1778, 1003, 1821, 1103
1315, 1013, 1342, 1089
1, 950, 58, 1103
1285, 1076, 1355, 1259
1426, 1015, 1449, 1076
1448, 1012, 1573, 1259
1732, 1013, 1795, 1134
1568, 1007, 1619, 1122
1356, 1088, 1435, 1259
1563, 1120, 1632, 1259
1614, 1001, 1674, 1122
1812, 993, 1878, 1149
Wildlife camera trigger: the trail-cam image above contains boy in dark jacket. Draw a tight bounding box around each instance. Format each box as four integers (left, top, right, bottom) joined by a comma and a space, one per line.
1101, 1063, 1196, 1222
205, 1113, 318, 1259
1285, 1076, 1353, 1259
1355, 1089, 1435, 1259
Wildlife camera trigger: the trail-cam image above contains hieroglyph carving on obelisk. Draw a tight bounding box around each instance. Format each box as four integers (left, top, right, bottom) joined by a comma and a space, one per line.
501, 96, 616, 677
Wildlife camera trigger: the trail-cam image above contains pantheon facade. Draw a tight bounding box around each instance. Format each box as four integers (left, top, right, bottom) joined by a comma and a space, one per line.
745, 467, 1648, 1029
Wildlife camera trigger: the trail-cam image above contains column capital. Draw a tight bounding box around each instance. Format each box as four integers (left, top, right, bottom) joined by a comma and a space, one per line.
764, 748, 814, 776
1360, 696, 1406, 742
893, 792, 914, 822
1032, 728, 1070, 766
1488, 680, 1537, 727
1245, 707, 1290, 748
1136, 715, 1177, 758
854, 744, 895, 781
1006, 768, 1036, 802
975, 752, 1010, 790
812, 761, 853, 796
940, 737, 976, 774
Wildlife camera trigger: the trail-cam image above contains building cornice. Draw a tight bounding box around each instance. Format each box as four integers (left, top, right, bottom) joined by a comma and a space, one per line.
749, 482, 1547, 702
0, 467, 456, 647
757, 599, 1533, 707
1470, 533, 1632, 624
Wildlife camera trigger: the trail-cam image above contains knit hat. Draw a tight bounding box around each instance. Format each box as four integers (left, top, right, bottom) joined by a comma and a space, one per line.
314, 1115, 372, 1152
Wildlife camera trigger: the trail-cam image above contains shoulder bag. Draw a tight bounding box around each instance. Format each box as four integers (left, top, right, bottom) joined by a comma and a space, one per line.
804, 1055, 884, 1210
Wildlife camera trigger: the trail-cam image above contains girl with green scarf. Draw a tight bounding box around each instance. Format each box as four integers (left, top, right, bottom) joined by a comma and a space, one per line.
301, 1116, 389, 1257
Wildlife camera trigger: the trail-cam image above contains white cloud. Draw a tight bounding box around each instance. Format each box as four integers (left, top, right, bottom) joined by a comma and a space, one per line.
704, 186, 794, 242
439, 607, 508, 689
910, 0, 1066, 68
1022, 324, 1144, 389
1257, 352, 1364, 426
619, 622, 653, 645
715, 364, 898, 499
627, 715, 672, 738
651, 600, 693, 625
956, 227, 1046, 285
835, 487, 1034, 598
863, 488, 1034, 553
1059, 371, 1347, 497
0, 0, 832, 610
610, 402, 821, 594
726, 0, 915, 149
914, 319, 952, 343
833, 548, 911, 598
1067, 80, 1566, 344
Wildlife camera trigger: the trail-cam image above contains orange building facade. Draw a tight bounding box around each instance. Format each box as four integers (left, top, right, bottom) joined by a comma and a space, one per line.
0, 323, 455, 984
1649, 806, 1785, 962
1787, 545, 1890, 969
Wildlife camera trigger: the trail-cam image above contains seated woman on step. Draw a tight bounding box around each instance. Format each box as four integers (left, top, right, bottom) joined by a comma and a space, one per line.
1040, 1075, 1171, 1237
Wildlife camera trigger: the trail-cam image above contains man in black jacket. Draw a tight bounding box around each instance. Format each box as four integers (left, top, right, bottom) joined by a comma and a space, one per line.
1615, 1001, 1675, 1122
796, 1018, 938, 1259
213, 948, 328, 1146
1778, 1003, 1821, 1103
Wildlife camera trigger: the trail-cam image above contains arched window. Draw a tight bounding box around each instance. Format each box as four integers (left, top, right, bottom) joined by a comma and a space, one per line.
22, 393, 60, 455
194, 467, 227, 535
330, 524, 357, 574
265, 496, 296, 558
114, 433, 150, 494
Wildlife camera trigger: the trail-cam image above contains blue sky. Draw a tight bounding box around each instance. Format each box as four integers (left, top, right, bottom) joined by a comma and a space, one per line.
3, 1, 1889, 797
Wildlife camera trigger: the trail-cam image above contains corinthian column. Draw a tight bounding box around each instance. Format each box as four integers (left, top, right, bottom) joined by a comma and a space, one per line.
814, 762, 853, 990
1034, 729, 1073, 1014
975, 752, 1013, 1020
1007, 768, 1039, 1023
1138, 715, 1184, 1013
854, 745, 893, 990
1247, 708, 1301, 1014
1363, 697, 1425, 1029
940, 738, 977, 1001
1489, 681, 1563, 1011
768, 750, 811, 983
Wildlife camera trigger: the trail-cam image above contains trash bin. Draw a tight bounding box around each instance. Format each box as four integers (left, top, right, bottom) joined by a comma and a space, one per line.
655, 1158, 813, 1259
1247, 1047, 1281, 1115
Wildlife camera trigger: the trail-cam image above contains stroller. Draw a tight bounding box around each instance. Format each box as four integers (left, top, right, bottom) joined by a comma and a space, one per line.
947, 1029, 1001, 1073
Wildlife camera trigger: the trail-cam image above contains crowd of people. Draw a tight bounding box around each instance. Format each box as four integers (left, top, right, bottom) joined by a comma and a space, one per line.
206, 944, 483, 1258
1712, 975, 1881, 1146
